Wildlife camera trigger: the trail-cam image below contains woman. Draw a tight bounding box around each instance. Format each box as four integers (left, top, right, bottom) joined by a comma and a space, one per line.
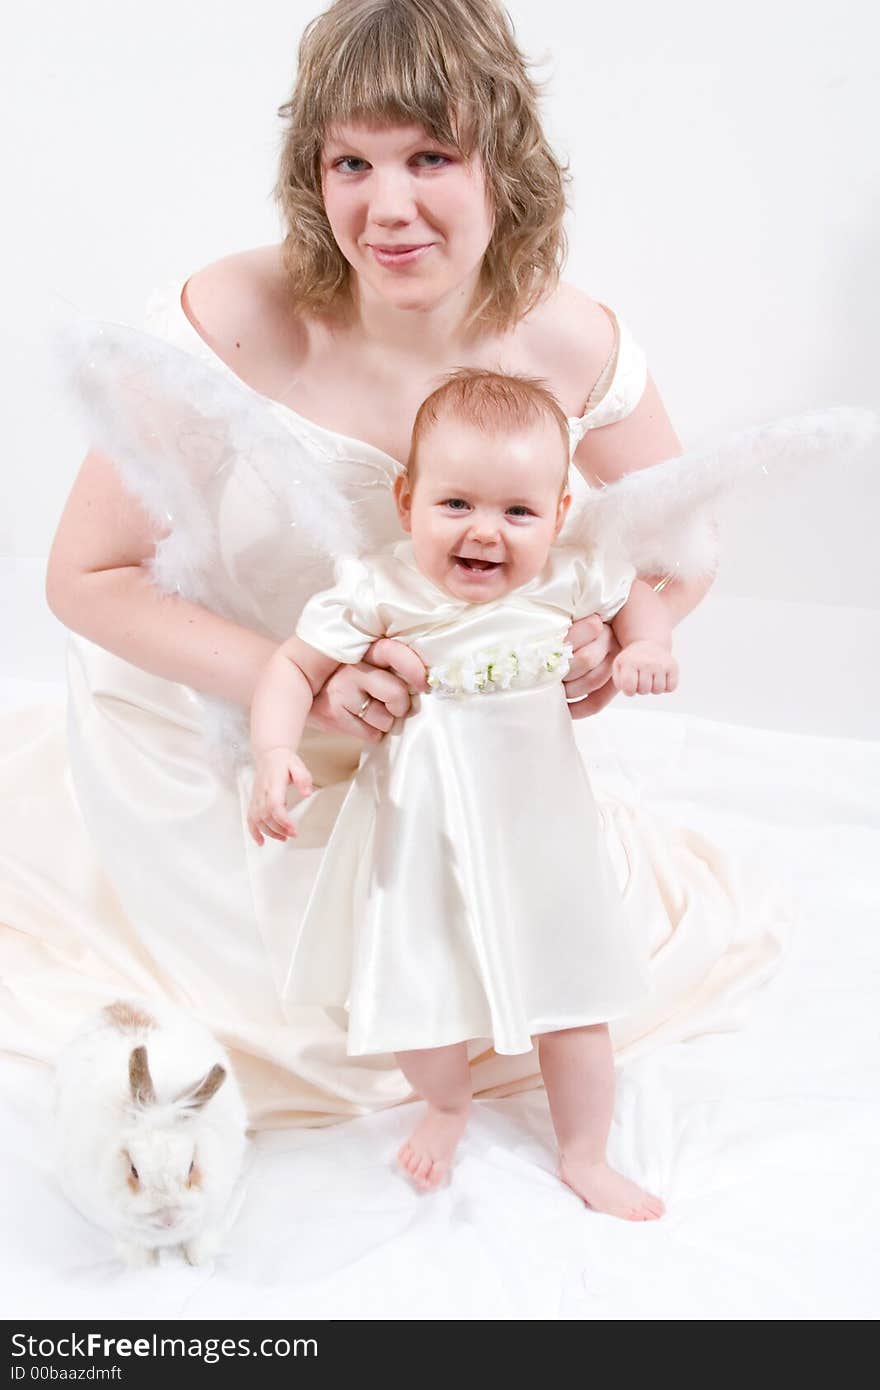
7, 0, 783, 1126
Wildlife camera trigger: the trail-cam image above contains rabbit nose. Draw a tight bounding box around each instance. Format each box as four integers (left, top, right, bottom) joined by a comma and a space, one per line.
154, 1207, 181, 1228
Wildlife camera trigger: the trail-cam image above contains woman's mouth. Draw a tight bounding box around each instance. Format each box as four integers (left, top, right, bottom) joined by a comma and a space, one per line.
369, 244, 434, 268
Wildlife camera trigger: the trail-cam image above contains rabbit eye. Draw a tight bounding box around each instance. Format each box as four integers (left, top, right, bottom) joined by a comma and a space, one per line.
188, 1160, 195, 1176
130, 1163, 138, 1179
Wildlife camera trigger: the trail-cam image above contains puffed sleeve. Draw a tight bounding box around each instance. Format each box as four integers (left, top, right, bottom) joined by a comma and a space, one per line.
294, 554, 386, 664
571, 545, 636, 624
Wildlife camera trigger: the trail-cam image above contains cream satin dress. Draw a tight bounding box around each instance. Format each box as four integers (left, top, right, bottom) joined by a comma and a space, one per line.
288, 543, 652, 1056
0, 279, 787, 1128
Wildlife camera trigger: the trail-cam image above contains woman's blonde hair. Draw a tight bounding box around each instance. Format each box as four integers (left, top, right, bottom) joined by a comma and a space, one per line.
274, 0, 569, 335
407, 367, 571, 490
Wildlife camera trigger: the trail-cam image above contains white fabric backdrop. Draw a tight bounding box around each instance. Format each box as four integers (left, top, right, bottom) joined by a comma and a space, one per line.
2, 0, 878, 1319
5, 0, 878, 730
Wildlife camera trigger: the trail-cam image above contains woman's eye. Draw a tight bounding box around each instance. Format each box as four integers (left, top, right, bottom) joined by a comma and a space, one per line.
331, 153, 448, 174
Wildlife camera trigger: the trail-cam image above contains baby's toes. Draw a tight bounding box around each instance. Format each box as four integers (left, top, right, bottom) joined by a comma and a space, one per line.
632, 1196, 664, 1221
398, 1145, 420, 1176
411, 1155, 435, 1187
398, 1147, 420, 1178
426, 1159, 448, 1190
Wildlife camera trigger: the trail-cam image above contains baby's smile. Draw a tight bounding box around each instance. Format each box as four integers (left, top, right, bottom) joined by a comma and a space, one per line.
451, 554, 507, 589
453, 555, 503, 573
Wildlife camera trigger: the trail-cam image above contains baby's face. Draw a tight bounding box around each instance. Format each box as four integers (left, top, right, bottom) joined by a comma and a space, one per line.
394, 414, 571, 602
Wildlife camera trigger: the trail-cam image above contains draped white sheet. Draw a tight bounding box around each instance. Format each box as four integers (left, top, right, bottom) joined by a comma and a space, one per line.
4, 693, 875, 1319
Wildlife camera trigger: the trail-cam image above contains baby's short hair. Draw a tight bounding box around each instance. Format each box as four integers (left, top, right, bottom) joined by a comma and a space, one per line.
407, 368, 572, 490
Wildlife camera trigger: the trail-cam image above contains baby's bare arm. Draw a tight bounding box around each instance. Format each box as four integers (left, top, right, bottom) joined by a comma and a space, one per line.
609, 580, 678, 697
247, 635, 341, 846
250, 635, 340, 758
611, 579, 674, 651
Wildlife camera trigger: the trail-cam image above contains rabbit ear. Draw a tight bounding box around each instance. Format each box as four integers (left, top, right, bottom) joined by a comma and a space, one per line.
129, 1046, 156, 1106
174, 1063, 226, 1112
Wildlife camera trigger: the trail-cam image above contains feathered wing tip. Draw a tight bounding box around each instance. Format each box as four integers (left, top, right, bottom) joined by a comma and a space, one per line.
198, 699, 252, 778
53, 316, 371, 778
54, 317, 366, 606
565, 405, 879, 581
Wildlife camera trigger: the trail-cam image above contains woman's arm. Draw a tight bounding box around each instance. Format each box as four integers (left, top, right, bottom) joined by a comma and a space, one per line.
564, 370, 716, 716
45, 449, 278, 706
572, 372, 716, 626
46, 448, 427, 736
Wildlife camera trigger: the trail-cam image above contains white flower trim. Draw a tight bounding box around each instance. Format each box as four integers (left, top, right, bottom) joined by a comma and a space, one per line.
427, 639, 574, 698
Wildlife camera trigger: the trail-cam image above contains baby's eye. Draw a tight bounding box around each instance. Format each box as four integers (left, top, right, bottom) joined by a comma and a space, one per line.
507, 505, 533, 517
442, 498, 470, 510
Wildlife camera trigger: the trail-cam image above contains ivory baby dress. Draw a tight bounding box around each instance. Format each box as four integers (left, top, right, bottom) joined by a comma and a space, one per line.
287, 541, 655, 1055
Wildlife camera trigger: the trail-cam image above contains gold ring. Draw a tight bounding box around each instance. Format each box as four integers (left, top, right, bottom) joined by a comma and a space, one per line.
357, 696, 371, 718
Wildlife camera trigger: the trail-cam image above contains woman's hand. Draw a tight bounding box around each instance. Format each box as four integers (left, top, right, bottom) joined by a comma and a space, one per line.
562, 613, 622, 720
306, 638, 429, 742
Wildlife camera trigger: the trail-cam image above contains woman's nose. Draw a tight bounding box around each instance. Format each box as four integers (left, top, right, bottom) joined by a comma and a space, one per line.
368, 170, 418, 225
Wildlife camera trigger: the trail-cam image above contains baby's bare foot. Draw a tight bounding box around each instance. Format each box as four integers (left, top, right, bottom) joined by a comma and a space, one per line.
397, 1102, 470, 1191
559, 1155, 666, 1221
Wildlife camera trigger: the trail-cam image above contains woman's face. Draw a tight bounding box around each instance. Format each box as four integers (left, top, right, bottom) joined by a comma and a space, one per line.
320, 120, 494, 314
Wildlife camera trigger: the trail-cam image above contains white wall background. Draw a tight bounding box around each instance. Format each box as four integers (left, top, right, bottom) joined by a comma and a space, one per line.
3, 0, 878, 733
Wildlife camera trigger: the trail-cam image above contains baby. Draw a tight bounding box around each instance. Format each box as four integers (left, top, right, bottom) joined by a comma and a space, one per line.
247, 369, 676, 1221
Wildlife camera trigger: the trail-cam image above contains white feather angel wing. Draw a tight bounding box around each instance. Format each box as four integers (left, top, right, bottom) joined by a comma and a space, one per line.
56, 318, 380, 775
57, 319, 366, 629
565, 407, 879, 582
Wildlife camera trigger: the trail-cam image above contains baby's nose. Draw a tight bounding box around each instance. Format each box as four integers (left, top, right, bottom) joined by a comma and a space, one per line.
469, 516, 502, 544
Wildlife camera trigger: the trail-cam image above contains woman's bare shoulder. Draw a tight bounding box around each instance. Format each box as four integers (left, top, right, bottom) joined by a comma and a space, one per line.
520, 280, 617, 413
180, 244, 307, 378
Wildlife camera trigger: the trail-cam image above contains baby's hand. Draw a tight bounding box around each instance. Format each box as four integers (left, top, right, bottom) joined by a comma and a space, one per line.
247, 748, 314, 846
611, 640, 679, 697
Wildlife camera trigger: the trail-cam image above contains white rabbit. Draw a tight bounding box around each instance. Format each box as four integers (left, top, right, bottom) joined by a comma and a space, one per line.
53, 997, 249, 1267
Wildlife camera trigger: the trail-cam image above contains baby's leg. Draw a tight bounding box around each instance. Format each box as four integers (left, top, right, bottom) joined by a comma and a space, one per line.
537, 1024, 666, 1221
395, 1042, 472, 1191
